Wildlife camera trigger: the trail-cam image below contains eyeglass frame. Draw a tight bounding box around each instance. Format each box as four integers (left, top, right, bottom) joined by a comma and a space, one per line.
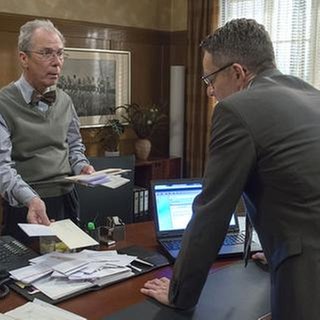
201, 62, 234, 86
24, 48, 66, 61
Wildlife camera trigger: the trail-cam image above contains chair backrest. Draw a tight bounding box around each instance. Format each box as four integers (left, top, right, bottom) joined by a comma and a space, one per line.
76, 155, 135, 228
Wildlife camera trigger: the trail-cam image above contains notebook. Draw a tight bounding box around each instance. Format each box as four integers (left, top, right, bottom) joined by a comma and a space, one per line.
151, 178, 262, 261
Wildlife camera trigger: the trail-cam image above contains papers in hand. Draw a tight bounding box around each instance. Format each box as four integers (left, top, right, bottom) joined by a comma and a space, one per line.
65, 168, 131, 188
18, 219, 99, 250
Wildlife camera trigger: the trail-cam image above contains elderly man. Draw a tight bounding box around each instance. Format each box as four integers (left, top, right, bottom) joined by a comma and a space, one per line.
0, 19, 94, 243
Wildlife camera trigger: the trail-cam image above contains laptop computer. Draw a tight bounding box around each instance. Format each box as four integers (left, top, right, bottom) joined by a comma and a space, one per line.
151, 178, 262, 261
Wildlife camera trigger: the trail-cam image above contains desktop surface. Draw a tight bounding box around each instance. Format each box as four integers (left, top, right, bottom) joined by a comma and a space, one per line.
0, 222, 237, 320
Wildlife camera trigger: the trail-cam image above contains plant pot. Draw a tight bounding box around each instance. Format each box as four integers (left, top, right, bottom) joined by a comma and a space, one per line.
134, 139, 151, 161
104, 150, 120, 157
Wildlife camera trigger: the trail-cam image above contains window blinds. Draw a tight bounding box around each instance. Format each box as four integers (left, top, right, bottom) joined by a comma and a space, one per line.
219, 0, 320, 89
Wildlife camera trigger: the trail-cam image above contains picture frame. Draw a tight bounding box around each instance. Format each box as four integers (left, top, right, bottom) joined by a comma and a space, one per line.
58, 48, 131, 128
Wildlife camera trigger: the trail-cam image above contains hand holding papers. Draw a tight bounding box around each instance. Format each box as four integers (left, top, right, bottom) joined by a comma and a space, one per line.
18, 219, 99, 250
65, 168, 131, 188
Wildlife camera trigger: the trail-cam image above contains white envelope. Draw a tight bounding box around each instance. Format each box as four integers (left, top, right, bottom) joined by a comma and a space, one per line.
18, 219, 99, 250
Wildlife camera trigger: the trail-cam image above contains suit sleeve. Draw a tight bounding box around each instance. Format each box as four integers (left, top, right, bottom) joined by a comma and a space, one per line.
169, 102, 256, 309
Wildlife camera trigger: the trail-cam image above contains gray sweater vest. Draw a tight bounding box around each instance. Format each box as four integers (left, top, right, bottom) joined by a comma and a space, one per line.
0, 83, 74, 197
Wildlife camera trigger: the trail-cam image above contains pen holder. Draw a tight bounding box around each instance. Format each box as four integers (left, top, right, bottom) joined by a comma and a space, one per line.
105, 216, 126, 241
110, 224, 126, 241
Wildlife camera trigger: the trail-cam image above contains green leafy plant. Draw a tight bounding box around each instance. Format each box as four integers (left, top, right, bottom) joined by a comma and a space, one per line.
104, 118, 125, 152
116, 103, 167, 139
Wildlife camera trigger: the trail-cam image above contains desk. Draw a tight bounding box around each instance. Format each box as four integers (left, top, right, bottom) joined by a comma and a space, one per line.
0, 222, 236, 320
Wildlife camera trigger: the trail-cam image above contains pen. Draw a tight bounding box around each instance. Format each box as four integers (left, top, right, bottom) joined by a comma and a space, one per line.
135, 258, 154, 267
129, 264, 142, 272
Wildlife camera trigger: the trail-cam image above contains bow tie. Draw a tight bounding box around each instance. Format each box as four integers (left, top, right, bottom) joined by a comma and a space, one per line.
30, 90, 56, 106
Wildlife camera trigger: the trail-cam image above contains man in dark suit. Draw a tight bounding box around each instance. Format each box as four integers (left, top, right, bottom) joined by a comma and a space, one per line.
141, 18, 320, 319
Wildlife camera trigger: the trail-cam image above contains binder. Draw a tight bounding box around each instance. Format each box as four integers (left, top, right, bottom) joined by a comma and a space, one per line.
133, 186, 150, 222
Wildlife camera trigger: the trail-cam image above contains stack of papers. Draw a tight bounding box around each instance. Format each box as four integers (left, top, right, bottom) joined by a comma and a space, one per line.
65, 168, 131, 189
2, 298, 86, 320
9, 250, 136, 300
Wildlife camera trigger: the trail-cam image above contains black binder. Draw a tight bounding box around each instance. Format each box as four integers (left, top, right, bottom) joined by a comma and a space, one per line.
104, 261, 271, 320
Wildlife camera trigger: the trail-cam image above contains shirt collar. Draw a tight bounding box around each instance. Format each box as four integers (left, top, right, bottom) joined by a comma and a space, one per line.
249, 68, 282, 88
15, 75, 34, 104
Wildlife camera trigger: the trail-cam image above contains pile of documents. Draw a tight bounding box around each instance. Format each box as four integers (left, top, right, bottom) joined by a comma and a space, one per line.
1, 298, 86, 320
65, 168, 131, 189
9, 250, 138, 300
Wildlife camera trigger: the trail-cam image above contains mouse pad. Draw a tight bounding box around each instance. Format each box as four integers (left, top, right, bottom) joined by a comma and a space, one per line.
104, 260, 270, 320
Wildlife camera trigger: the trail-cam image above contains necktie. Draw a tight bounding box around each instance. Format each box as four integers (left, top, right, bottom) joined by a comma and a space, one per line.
243, 215, 253, 267
30, 90, 56, 106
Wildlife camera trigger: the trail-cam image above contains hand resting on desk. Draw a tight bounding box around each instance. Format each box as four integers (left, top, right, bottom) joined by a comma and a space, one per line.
252, 252, 269, 272
252, 252, 268, 264
140, 277, 172, 307
141, 252, 269, 308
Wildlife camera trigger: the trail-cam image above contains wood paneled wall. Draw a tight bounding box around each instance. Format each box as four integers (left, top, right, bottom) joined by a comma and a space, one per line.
0, 13, 187, 157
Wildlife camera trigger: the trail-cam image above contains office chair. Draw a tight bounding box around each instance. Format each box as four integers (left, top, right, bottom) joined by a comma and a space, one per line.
76, 155, 135, 228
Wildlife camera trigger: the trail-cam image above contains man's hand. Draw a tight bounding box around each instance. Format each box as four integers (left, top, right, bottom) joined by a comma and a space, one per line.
80, 165, 95, 175
26, 197, 50, 225
140, 277, 172, 306
252, 252, 268, 264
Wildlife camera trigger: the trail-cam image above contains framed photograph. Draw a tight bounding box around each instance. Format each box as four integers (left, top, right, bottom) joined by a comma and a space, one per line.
58, 48, 131, 127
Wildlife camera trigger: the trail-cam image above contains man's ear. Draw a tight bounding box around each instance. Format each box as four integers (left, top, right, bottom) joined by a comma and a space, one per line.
19, 51, 29, 69
232, 63, 247, 80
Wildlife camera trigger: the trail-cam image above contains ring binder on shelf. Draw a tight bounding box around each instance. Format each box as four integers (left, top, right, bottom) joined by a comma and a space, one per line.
133, 186, 150, 222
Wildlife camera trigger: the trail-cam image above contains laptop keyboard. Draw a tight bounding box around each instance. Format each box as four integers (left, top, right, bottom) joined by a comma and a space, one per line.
163, 233, 246, 251
163, 239, 181, 251
223, 232, 246, 246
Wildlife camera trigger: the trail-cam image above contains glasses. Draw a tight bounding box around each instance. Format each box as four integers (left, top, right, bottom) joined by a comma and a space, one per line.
26, 48, 66, 61
201, 62, 234, 86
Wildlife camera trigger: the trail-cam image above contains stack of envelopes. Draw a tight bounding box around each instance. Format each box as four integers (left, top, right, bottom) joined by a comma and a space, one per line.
9, 250, 138, 300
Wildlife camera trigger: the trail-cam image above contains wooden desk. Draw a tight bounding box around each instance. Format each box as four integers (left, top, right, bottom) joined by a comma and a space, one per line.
0, 222, 236, 320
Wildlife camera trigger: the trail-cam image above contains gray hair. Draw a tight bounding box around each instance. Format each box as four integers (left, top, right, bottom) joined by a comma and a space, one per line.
18, 19, 65, 52
201, 18, 276, 74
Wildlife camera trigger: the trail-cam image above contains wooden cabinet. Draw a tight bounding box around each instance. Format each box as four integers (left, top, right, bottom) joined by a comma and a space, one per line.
134, 157, 181, 188
133, 157, 181, 221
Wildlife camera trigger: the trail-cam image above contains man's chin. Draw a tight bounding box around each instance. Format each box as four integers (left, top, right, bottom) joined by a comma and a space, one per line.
45, 79, 59, 87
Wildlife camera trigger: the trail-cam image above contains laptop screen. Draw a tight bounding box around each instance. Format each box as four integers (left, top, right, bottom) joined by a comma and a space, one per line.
153, 179, 238, 233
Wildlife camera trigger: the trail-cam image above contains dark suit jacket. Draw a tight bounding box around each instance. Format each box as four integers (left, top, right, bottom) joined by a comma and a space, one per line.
169, 69, 320, 319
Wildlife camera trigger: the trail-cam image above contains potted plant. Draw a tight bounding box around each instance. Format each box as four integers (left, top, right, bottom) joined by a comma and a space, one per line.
104, 118, 125, 156
115, 103, 167, 160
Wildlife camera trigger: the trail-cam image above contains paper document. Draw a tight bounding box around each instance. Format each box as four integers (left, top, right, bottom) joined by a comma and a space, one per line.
65, 168, 131, 188
5, 299, 87, 320
32, 277, 93, 301
10, 264, 52, 284
0, 314, 15, 320
18, 219, 99, 250
17, 223, 55, 237
9, 248, 137, 301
